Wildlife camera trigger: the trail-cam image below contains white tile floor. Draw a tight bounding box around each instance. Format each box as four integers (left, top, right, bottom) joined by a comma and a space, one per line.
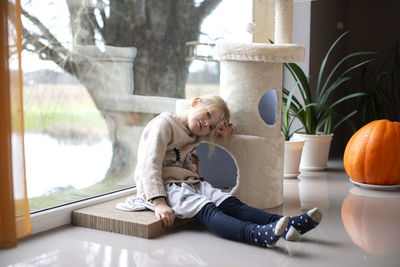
1, 161, 400, 267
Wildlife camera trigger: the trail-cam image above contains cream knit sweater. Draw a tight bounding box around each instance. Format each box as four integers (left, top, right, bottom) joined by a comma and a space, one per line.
134, 112, 203, 201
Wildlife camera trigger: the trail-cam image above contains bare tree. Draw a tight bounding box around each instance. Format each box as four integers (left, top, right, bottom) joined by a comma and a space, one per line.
19, 0, 222, 182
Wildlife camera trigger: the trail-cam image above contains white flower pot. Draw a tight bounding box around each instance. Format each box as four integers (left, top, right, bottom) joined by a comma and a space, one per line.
292, 133, 333, 171
284, 140, 305, 178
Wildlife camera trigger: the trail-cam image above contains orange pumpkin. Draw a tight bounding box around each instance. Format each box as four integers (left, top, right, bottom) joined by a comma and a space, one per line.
344, 119, 400, 185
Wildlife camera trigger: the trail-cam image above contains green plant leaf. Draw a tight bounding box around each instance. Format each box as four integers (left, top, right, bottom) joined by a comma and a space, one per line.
319, 58, 373, 106
332, 110, 358, 132
282, 82, 303, 140
283, 87, 303, 111
284, 63, 311, 102
323, 116, 332, 135
316, 31, 350, 101
328, 92, 366, 110
319, 77, 352, 106
318, 52, 376, 103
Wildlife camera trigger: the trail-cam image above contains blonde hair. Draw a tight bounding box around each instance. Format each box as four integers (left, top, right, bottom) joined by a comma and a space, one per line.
180, 94, 231, 154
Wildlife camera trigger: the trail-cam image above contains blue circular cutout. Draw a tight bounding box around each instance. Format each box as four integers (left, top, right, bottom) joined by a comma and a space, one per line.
196, 142, 237, 190
258, 89, 277, 125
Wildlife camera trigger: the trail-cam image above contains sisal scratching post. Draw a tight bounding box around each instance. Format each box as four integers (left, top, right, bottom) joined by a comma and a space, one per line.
275, 0, 294, 44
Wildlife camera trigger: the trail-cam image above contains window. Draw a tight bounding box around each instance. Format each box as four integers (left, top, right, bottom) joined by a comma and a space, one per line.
21, 0, 252, 217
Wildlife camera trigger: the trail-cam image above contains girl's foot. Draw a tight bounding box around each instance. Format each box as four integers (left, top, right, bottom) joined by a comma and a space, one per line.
283, 207, 322, 241
252, 216, 289, 247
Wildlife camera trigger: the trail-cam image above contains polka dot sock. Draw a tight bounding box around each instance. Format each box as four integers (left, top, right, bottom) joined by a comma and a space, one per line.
283, 207, 322, 241
251, 216, 289, 247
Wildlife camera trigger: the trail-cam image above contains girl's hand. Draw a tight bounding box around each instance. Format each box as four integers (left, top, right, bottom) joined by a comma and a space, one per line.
187, 163, 197, 173
154, 199, 175, 228
217, 121, 233, 140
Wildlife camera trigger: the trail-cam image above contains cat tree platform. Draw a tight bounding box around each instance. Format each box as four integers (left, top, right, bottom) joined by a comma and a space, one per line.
72, 196, 192, 239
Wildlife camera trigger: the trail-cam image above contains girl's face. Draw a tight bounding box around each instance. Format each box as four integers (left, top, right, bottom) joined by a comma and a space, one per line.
187, 105, 223, 137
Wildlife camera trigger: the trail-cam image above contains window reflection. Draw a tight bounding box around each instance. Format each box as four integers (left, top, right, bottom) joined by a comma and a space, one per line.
21, 0, 251, 212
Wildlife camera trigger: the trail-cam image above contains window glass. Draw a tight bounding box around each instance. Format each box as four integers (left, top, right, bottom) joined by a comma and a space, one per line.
21, 0, 251, 212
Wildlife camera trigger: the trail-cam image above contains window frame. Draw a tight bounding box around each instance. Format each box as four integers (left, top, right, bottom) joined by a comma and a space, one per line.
30, 187, 136, 234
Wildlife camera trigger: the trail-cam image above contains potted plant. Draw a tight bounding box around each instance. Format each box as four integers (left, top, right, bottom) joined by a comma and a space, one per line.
283, 31, 375, 171
282, 84, 305, 178
350, 40, 400, 126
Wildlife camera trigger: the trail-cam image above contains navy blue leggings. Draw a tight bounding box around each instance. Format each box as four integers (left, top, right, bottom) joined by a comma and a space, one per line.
194, 196, 282, 243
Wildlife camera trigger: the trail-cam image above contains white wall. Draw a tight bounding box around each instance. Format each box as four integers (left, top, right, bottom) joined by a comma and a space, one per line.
283, 1, 311, 135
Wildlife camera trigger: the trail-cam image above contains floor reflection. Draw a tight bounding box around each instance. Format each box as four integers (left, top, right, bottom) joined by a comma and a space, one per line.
298, 172, 330, 209
341, 186, 400, 255
132, 247, 207, 267
69, 225, 298, 267
282, 178, 302, 216
68, 228, 211, 267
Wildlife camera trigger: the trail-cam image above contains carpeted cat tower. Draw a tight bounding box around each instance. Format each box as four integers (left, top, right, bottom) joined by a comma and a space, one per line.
209, 0, 304, 209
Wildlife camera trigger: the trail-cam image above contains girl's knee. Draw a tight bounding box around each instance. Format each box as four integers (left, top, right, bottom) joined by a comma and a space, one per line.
195, 202, 218, 222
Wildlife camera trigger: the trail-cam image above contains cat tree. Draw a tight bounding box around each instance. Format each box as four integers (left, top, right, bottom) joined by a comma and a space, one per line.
204, 0, 304, 209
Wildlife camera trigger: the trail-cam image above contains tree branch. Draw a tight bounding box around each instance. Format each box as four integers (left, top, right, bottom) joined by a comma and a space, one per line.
86, 7, 103, 42
21, 7, 69, 56
22, 29, 77, 76
198, 0, 222, 20
97, 0, 108, 38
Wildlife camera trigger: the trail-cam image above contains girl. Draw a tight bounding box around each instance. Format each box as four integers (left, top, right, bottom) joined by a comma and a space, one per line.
132, 94, 322, 248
